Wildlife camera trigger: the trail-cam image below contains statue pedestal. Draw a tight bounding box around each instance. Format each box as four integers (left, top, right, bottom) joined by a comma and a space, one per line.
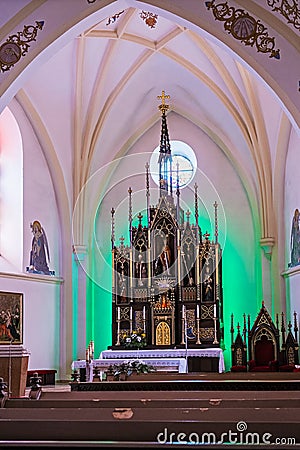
282, 265, 300, 315
0, 345, 30, 397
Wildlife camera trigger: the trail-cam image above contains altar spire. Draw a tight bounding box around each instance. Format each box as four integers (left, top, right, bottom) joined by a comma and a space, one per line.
157, 90, 172, 196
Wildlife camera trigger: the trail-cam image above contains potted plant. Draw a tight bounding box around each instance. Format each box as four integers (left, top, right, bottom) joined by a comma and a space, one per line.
120, 330, 147, 349
105, 364, 116, 381
112, 362, 129, 381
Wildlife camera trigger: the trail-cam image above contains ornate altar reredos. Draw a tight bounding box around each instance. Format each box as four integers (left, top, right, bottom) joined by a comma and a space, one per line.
110, 92, 224, 349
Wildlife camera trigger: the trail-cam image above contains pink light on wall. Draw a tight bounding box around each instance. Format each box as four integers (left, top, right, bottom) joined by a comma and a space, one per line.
0, 107, 23, 272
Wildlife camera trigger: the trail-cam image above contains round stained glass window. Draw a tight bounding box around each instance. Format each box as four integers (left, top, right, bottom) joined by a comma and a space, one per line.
150, 140, 197, 188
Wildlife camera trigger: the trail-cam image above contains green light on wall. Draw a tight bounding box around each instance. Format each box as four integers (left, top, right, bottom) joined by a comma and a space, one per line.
87, 209, 260, 370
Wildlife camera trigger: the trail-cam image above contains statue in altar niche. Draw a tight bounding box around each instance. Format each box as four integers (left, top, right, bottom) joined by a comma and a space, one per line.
202, 262, 214, 302
110, 91, 224, 350
290, 208, 300, 267
135, 252, 147, 287
118, 269, 127, 302
181, 242, 196, 287
154, 233, 173, 276
116, 256, 129, 303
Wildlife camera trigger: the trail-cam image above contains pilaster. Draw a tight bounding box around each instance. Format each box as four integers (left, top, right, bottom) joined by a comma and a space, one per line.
72, 245, 88, 360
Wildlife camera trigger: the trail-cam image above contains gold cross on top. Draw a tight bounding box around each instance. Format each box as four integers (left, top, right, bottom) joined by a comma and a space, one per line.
137, 212, 143, 224
157, 90, 170, 114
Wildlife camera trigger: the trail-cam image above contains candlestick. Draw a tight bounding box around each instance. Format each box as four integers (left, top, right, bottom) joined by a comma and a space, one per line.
181, 305, 186, 345
116, 319, 121, 346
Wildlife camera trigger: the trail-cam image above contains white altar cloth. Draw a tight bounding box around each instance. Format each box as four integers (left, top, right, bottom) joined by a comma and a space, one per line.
72, 357, 187, 373
100, 348, 225, 373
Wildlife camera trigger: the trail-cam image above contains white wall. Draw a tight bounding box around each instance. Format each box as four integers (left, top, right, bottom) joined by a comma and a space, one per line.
284, 128, 300, 318
0, 104, 66, 377
0, 107, 23, 272
0, 274, 62, 372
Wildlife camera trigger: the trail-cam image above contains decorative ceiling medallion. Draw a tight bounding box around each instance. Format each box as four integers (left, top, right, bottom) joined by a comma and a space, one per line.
106, 10, 125, 25
140, 11, 158, 28
231, 15, 257, 39
0, 42, 21, 66
205, 1, 280, 59
0, 21, 44, 73
267, 0, 300, 31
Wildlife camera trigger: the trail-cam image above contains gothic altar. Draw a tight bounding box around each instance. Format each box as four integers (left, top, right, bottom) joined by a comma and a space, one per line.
110, 91, 224, 351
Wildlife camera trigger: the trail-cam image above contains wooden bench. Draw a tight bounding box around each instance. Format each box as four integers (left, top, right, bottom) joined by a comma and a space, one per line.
26, 369, 57, 386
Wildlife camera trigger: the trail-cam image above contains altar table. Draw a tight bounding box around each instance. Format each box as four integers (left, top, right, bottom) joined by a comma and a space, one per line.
100, 348, 225, 373
72, 357, 187, 374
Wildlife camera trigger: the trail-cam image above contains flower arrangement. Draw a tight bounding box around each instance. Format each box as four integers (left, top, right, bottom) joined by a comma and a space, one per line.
126, 359, 156, 375
112, 359, 156, 378
120, 330, 147, 349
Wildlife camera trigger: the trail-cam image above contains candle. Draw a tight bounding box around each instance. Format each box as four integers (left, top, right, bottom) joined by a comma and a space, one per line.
117, 307, 120, 321
214, 304, 217, 318
130, 306, 133, 321
196, 304, 199, 319
143, 305, 146, 320
182, 305, 185, 319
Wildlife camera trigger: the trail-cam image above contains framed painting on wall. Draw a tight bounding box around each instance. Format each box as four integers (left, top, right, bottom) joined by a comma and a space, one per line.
0, 291, 23, 344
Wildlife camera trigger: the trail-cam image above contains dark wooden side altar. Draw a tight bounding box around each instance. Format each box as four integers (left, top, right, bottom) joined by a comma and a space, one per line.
110, 92, 224, 352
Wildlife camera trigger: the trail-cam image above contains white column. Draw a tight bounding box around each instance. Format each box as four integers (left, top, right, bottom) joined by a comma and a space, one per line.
260, 238, 275, 313
73, 244, 88, 360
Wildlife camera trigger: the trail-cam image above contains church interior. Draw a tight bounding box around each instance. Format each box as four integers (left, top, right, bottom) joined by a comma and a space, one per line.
0, 0, 300, 447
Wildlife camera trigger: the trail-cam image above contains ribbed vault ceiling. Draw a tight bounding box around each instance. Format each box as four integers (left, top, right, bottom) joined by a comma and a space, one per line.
4, 2, 297, 241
